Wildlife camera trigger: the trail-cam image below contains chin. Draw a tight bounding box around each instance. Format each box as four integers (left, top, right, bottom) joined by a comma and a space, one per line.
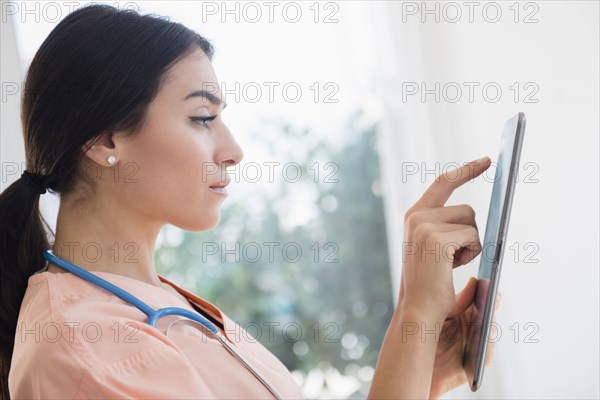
175, 210, 221, 232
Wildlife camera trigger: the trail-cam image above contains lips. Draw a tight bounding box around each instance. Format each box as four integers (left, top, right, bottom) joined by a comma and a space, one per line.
209, 177, 230, 189
209, 176, 230, 195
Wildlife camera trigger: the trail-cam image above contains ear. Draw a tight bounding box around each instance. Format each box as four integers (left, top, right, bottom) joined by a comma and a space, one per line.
82, 132, 117, 167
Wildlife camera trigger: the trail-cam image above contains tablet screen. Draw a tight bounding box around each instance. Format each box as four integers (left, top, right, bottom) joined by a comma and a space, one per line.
480, 119, 516, 280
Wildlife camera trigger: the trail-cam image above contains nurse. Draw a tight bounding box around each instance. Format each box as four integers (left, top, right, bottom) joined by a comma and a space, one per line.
0, 4, 497, 399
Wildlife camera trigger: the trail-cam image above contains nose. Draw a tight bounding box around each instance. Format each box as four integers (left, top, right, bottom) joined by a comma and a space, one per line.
217, 125, 244, 168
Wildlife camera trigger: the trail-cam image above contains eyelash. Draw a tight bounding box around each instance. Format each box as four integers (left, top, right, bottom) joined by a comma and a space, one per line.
190, 115, 217, 129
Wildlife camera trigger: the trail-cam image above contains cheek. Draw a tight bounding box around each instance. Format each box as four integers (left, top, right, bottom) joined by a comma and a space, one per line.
119, 120, 219, 225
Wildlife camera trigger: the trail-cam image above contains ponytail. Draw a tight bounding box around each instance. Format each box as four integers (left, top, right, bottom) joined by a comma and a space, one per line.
0, 176, 52, 398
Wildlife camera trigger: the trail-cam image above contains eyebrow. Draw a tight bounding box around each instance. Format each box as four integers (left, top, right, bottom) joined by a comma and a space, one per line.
183, 90, 227, 109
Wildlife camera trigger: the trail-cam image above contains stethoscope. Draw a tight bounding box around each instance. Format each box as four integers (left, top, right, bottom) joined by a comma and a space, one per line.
42, 250, 284, 400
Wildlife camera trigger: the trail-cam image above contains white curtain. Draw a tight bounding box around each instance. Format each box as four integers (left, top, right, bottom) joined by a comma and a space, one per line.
368, 1, 599, 399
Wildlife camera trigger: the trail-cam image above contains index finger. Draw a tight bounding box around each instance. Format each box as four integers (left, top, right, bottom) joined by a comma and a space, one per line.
417, 156, 491, 208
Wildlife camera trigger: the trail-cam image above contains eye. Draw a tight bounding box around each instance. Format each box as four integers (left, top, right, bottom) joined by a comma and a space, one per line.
190, 115, 217, 129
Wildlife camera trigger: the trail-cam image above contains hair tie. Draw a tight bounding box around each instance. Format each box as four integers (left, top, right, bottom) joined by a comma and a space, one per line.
21, 171, 48, 195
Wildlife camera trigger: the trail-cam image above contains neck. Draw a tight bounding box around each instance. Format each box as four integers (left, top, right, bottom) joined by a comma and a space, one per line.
49, 193, 165, 287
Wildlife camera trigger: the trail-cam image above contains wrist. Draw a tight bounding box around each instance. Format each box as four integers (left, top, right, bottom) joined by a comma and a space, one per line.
394, 299, 448, 326
369, 302, 443, 399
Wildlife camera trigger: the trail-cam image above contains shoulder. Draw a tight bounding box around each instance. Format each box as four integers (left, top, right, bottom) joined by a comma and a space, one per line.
9, 272, 214, 399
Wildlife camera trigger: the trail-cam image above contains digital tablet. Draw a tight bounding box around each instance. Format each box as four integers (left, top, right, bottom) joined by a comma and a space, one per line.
463, 112, 526, 391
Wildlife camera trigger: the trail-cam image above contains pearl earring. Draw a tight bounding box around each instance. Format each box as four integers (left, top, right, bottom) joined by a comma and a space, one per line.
107, 155, 117, 165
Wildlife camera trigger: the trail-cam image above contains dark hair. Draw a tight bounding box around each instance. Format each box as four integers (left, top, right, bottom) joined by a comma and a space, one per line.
0, 4, 213, 397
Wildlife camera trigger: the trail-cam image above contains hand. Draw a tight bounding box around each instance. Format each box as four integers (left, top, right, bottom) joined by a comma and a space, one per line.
398, 156, 492, 320
429, 278, 503, 398
368, 156, 494, 400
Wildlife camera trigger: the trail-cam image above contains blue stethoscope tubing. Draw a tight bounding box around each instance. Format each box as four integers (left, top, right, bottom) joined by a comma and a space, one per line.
42, 250, 284, 400
43, 250, 218, 333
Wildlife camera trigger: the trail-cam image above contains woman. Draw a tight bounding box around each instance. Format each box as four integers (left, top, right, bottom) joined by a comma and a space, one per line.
0, 4, 497, 399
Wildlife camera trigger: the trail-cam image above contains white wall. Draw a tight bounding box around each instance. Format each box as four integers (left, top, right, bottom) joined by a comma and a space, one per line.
372, 1, 599, 398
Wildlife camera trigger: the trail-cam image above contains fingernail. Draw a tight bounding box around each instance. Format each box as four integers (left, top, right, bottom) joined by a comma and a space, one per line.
474, 156, 490, 163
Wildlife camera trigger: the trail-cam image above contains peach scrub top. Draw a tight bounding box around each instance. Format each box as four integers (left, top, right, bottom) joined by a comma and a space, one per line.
8, 268, 304, 399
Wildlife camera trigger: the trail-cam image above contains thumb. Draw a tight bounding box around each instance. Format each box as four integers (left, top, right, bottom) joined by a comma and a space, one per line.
447, 276, 477, 318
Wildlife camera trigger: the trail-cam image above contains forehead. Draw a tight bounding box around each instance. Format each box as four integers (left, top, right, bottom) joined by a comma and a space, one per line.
159, 48, 221, 101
